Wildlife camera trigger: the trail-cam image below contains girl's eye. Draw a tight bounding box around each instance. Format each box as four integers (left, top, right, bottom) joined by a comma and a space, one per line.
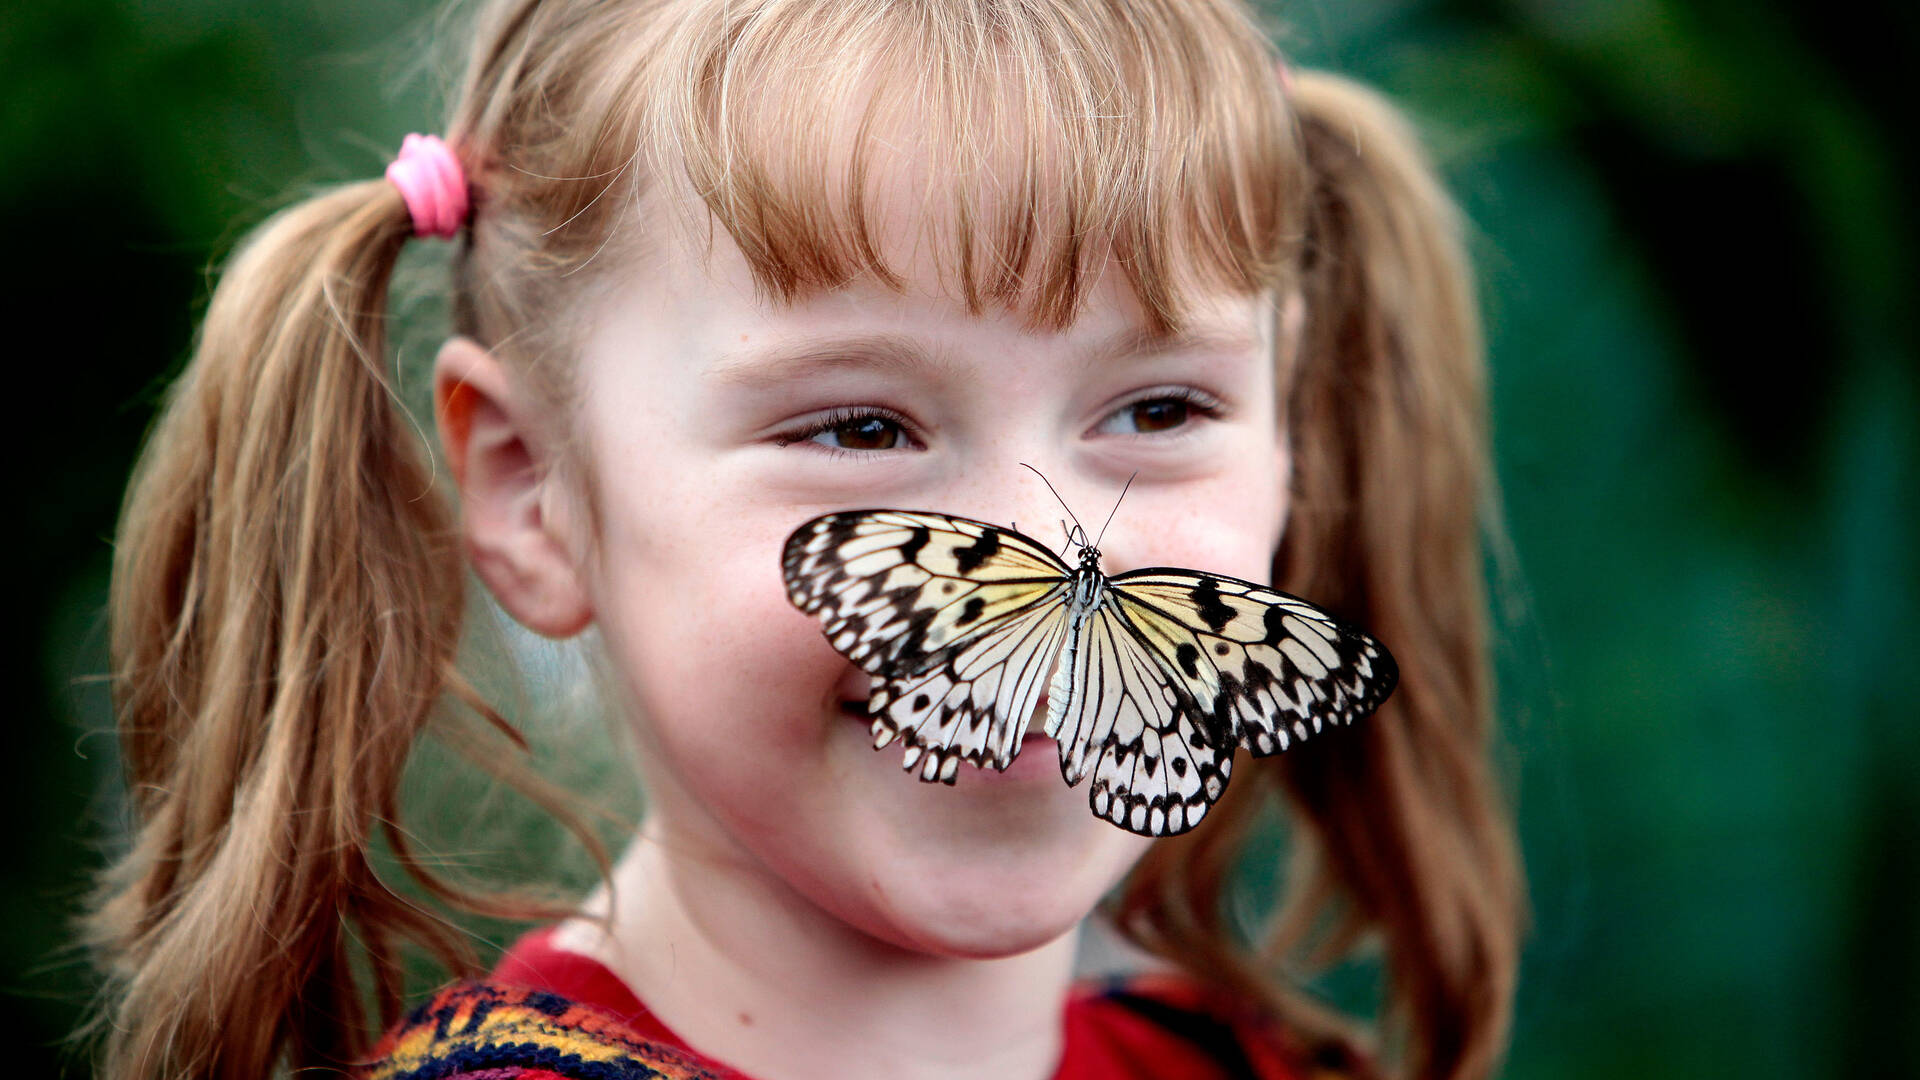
1125, 398, 1190, 433
824, 415, 901, 450
1097, 390, 1220, 436
776, 408, 914, 453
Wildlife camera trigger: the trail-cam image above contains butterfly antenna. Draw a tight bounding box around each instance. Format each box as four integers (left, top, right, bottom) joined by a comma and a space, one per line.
1093, 471, 1138, 549
1021, 463, 1085, 539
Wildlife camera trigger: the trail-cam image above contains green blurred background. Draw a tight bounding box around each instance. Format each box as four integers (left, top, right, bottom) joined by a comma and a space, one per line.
8, 1, 1916, 1076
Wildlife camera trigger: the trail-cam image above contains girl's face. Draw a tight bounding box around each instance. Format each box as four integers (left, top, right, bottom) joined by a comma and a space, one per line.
566, 213, 1288, 960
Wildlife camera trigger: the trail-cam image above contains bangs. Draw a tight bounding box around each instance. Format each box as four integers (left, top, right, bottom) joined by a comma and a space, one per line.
639, 0, 1303, 335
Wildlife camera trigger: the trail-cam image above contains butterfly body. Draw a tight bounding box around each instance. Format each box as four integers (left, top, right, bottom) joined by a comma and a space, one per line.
1065, 544, 1109, 612
783, 509, 1396, 836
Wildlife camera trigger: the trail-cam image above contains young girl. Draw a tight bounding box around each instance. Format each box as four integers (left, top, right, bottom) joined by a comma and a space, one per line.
80, 1, 1525, 1078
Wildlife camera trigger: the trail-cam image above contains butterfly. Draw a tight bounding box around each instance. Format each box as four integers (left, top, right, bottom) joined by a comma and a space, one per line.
781, 506, 1397, 837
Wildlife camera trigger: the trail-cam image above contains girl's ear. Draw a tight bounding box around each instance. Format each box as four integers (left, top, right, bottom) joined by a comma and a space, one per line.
433, 336, 594, 638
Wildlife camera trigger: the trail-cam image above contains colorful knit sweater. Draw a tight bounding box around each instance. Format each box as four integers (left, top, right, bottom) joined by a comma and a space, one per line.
356, 925, 1369, 1080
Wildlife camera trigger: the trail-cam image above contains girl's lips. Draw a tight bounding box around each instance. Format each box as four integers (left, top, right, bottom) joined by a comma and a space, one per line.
838, 695, 1063, 783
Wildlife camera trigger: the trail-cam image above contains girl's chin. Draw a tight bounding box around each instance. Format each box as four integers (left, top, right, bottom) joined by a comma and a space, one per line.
832, 814, 1151, 961
786, 705, 1153, 960
856, 867, 1096, 960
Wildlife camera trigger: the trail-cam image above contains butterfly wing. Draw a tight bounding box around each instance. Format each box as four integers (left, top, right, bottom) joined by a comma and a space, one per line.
1107, 570, 1398, 756
782, 510, 1072, 779
1043, 596, 1231, 837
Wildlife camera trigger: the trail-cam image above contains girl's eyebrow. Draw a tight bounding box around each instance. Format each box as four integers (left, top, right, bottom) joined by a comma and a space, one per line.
708, 332, 947, 389
1085, 325, 1262, 368
708, 325, 1259, 389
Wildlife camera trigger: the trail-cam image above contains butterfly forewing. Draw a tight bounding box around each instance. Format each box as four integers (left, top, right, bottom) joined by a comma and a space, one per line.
784, 510, 1067, 675
1109, 571, 1398, 755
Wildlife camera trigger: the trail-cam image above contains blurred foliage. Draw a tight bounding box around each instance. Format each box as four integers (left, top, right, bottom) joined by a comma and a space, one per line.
7, 1, 1915, 1077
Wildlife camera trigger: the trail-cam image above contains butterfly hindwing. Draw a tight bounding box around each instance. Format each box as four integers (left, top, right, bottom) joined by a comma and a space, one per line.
864, 596, 1070, 778
1109, 571, 1398, 756
783, 510, 1071, 777
1044, 600, 1230, 837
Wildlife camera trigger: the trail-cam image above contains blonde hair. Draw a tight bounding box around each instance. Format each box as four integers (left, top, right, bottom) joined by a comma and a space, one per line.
81, 2, 1525, 1079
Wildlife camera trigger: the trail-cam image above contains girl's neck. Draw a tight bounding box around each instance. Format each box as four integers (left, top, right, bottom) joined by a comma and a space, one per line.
553, 826, 1077, 1080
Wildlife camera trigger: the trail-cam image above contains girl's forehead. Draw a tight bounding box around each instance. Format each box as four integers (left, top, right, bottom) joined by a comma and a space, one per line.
628, 169, 1275, 363
586, 226, 1273, 407
644, 115, 1069, 309
628, 193, 1270, 361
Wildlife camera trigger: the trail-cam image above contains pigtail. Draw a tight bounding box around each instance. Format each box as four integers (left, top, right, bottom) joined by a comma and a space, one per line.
79, 176, 611, 1079
1115, 70, 1527, 1080
1273, 69, 1527, 1080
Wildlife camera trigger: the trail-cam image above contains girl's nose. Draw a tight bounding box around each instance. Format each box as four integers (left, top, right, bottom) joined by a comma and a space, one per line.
934, 460, 1073, 558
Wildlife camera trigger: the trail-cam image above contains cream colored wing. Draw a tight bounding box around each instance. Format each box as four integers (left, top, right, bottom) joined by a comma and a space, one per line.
1043, 600, 1232, 837
783, 510, 1072, 779
1108, 571, 1398, 756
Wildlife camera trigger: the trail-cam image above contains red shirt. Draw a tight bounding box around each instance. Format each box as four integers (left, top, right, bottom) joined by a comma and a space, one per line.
358, 924, 1360, 1080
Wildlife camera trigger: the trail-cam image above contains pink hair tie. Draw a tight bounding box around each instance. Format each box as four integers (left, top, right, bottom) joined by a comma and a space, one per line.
385, 133, 469, 239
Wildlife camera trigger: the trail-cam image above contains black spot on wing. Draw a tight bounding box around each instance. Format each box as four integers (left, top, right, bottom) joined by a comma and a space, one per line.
899, 525, 930, 566
882, 604, 944, 675
1175, 642, 1201, 678
955, 595, 986, 627
952, 528, 1001, 574
1188, 577, 1235, 633
826, 512, 863, 546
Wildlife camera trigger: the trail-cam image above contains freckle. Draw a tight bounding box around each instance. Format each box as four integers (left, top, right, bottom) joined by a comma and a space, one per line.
738, 1012, 753, 1026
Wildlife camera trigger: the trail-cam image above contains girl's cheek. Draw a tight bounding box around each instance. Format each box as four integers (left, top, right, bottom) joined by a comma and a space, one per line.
1103, 483, 1285, 580
606, 527, 843, 738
